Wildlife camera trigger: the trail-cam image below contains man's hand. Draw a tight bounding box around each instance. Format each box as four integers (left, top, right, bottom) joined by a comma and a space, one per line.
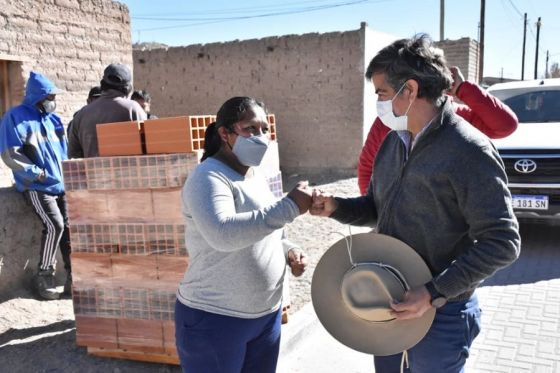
287, 249, 307, 277
37, 170, 47, 182
287, 181, 313, 214
449, 66, 465, 97
390, 285, 433, 320
309, 189, 338, 216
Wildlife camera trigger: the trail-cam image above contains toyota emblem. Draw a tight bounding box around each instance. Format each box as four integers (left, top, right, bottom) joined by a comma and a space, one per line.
514, 159, 537, 174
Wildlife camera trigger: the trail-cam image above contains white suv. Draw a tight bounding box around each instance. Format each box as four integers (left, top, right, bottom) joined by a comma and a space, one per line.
488, 78, 560, 222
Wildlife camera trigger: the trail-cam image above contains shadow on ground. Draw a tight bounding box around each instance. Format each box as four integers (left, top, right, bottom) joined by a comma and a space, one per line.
282, 170, 356, 192
0, 321, 181, 373
0, 319, 75, 346
481, 221, 560, 287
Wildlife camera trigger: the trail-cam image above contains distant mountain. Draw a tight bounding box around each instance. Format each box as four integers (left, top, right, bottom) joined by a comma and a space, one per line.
132, 42, 169, 50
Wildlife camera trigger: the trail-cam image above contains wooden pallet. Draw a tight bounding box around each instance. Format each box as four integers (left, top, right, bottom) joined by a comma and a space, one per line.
88, 346, 180, 365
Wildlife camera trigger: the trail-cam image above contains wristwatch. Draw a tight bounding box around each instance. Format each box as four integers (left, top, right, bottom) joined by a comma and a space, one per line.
425, 281, 447, 309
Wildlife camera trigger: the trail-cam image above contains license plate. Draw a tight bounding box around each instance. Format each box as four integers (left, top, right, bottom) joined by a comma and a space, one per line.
512, 195, 549, 210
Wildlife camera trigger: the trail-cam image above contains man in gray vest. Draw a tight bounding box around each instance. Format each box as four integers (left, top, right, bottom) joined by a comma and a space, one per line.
311, 34, 520, 372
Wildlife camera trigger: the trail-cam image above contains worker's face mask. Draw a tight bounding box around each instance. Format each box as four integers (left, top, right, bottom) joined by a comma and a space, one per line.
232, 133, 270, 167
42, 99, 57, 113
376, 83, 412, 131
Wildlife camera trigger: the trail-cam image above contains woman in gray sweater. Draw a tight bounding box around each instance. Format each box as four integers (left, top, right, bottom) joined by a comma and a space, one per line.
175, 97, 312, 373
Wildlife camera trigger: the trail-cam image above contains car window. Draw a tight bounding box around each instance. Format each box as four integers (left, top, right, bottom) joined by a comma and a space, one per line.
503, 90, 560, 123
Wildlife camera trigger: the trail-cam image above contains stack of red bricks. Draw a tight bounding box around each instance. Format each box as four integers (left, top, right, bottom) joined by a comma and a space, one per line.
63, 114, 285, 364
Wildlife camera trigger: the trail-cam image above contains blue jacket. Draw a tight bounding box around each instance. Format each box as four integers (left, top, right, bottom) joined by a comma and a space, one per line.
0, 72, 68, 194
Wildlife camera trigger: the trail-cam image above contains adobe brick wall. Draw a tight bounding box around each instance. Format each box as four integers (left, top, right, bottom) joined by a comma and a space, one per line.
0, 0, 132, 297
0, 188, 57, 300
0, 0, 132, 123
132, 28, 476, 174
436, 38, 480, 82
133, 25, 372, 174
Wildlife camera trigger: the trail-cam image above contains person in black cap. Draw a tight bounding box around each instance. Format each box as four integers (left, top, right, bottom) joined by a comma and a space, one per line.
68, 63, 146, 158
131, 90, 158, 119
87, 86, 102, 104
67, 86, 103, 136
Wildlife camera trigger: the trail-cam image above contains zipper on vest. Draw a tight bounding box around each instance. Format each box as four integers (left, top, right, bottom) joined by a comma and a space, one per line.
377, 139, 408, 233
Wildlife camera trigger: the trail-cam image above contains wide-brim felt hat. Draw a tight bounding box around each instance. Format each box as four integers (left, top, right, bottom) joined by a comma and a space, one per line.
311, 232, 436, 356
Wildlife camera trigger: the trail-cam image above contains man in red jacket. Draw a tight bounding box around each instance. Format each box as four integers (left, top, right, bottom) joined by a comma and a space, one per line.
357, 66, 518, 195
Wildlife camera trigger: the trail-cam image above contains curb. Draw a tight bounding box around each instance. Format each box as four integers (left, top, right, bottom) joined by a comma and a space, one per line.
279, 302, 321, 359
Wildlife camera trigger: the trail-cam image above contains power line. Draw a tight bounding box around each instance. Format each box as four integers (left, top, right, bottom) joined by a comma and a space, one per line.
133, 0, 358, 17
502, 0, 544, 54
500, 0, 521, 30
506, 0, 523, 17
134, 0, 384, 31
504, 0, 549, 59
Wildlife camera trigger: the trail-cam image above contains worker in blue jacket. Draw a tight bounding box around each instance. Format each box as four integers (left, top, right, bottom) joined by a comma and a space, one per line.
0, 71, 71, 300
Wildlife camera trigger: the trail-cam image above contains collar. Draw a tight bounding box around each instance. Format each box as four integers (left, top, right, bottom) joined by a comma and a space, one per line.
100, 89, 127, 99
395, 97, 452, 155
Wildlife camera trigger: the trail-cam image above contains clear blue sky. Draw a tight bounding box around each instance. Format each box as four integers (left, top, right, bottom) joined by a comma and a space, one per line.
120, 0, 560, 80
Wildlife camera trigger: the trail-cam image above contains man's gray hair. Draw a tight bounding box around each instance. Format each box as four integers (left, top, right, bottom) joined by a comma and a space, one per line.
365, 34, 452, 104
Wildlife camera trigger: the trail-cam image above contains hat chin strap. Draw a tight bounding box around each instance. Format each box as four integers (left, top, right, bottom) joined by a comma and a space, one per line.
366, 262, 410, 292
341, 262, 411, 323
401, 350, 409, 373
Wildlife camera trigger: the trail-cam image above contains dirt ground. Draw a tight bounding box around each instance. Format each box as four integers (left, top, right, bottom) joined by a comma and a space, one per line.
0, 175, 365, 373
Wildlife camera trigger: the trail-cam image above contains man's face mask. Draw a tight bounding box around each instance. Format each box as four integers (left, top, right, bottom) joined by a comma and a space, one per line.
376, 83, 413, 131
42, 99, 57, 113
232, 133, 270, 167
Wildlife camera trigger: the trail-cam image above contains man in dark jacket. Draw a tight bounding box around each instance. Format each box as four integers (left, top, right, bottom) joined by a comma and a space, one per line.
68, 63, 146, 158
86, 86, 102, 104
356, 65, 518, 195
310, 34, 520, 372
0, 72, 71, 300
131, 90, 158, 119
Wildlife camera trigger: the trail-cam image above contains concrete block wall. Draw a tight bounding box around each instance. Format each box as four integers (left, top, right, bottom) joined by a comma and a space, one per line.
133, 25, 368, 174
436, 37, 480, 82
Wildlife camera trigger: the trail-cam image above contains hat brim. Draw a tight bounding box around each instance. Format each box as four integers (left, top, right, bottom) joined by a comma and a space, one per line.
311, 232, 436, 356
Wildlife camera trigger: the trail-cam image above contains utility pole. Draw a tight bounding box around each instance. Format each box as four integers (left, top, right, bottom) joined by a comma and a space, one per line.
440, 0, 445, 41
545, 50, 550, 78
478, 0, 485, 83
534, 17, 541, 79
521, 13, 527, 80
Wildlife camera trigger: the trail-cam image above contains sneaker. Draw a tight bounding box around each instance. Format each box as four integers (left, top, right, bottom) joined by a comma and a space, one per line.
34, 270, 60, 300
63, 273, 72, 295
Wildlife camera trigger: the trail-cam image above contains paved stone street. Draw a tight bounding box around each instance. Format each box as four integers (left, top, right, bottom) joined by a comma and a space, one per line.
465, 222, 560, 373
280, 221, 560, 373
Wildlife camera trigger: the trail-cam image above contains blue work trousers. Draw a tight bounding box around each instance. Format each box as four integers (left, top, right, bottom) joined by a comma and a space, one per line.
175, 300, 282, 373
374, 295, 482, 373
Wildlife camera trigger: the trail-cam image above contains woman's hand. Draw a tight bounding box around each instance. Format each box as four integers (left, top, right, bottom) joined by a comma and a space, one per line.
288, 249, 307, 277
287, 181, 313, 214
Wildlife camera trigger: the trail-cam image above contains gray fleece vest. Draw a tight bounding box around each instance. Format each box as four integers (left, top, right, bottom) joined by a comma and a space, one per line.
333, 100, 520, 302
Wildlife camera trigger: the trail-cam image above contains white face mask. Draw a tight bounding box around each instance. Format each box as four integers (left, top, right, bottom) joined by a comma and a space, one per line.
232, 134, 270, 167
376, 83, 412, 131
42, 99, 56, 113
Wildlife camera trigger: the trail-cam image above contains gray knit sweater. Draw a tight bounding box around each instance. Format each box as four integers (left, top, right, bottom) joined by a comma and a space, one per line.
177, 157, 300, 318
332, 99, 521, 302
